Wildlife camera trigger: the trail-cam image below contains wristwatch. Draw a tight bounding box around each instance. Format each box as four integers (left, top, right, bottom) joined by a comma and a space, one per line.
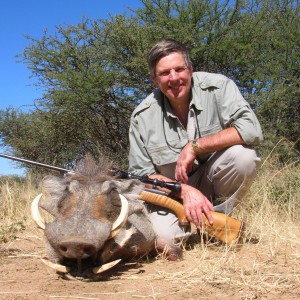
191, 139, 201, 155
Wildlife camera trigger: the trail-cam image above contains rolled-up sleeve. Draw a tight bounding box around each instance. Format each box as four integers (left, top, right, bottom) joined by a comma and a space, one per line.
217, 78, 263, 145
128, 116, 156, 176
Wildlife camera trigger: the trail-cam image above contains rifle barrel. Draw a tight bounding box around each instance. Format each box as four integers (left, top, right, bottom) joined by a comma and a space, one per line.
0, 153, 72, 174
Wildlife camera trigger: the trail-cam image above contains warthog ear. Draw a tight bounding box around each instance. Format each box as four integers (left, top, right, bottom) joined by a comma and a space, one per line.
39, 175, 70, 217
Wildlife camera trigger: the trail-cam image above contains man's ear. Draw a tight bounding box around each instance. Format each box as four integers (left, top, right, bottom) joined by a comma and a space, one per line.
151, 74, 159, 87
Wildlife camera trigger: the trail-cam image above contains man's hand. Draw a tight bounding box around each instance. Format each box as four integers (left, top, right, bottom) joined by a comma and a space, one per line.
175, 128, 245, 183
148, 174, 214, 227
175, 141, 196, 183
181, 184, 214, 228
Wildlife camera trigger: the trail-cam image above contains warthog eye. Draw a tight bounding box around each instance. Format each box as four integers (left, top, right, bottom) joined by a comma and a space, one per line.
56, 193, 77, 218
93, 189, 122, 222
110, 189, 122, 207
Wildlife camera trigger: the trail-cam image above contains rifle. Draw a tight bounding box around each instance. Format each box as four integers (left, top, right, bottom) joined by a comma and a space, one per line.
110, 168, 244, 244
0, 153, 244, 244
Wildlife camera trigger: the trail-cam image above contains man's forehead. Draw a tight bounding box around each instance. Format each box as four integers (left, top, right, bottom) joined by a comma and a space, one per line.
156, 52, 186, 69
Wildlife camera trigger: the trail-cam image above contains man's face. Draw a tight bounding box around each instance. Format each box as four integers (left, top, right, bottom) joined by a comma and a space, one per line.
152, 52, 193, 104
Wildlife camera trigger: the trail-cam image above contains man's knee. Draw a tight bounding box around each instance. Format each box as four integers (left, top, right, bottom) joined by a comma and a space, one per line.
211, 145, 260, 213
211, 145, 260, 198
227, 145, 261, 177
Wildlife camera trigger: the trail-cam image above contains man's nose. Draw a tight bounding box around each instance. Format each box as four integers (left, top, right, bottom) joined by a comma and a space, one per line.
169, 69, 179, 80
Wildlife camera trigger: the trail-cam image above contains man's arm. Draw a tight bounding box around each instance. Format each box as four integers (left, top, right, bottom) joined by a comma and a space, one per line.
175, 127, 244, 183
128, 117, 156, 176
163, 127, 243, 227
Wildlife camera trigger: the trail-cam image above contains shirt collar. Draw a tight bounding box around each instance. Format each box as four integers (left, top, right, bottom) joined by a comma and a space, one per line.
163, 95, 176, 118
190, 78, 203, 112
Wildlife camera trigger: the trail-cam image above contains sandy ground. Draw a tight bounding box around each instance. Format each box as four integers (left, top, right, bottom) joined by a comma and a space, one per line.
0, 225, 299, 300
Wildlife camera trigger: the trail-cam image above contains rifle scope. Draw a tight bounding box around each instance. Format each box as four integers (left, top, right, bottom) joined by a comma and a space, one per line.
110, 168, 181, 194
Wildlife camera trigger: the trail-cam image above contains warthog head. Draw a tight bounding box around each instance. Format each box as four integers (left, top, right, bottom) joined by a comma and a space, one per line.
31, 164, 158, 278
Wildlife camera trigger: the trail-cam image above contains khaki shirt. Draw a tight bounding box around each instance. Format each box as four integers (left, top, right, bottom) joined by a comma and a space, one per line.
128, 72, 263, 177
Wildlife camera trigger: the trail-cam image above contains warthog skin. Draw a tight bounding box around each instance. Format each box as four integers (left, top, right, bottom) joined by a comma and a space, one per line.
37, 164, 182, 275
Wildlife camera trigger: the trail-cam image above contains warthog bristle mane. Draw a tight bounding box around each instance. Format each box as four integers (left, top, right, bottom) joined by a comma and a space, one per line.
72, 154, 115, 180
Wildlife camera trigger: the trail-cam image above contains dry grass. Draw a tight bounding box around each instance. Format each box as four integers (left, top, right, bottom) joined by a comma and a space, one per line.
0, 150, 299, 298
0, 175, 37, 242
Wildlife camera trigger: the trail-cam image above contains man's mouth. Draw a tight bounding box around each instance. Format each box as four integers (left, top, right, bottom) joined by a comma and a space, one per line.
169, 82, 182, 92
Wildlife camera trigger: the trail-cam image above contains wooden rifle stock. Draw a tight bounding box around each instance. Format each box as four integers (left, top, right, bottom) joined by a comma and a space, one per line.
140, 190, 244, 245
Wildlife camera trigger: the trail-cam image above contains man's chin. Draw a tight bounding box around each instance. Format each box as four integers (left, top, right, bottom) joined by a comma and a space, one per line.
167, 90, 187, 102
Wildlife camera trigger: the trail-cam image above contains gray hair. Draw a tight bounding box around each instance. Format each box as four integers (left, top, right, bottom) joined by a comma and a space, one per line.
147, 39, 192, 77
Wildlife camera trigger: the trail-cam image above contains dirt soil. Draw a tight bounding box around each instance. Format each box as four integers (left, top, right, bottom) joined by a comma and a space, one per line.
0, 225, 299, 300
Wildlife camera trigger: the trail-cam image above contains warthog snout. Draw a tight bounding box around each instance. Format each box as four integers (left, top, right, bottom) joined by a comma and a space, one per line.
58, 238, 97, 259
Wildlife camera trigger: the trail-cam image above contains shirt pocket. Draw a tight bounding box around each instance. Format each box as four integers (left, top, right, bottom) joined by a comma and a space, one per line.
146, 140, 181, 166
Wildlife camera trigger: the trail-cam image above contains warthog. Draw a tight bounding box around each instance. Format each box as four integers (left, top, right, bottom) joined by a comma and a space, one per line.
31, 160, 182, 278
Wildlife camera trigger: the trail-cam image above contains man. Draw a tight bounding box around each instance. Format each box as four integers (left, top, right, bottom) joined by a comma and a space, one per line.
128, 39, 263, 244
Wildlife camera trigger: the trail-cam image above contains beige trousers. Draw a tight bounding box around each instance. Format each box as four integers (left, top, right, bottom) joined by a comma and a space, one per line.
146, 145, 261, 243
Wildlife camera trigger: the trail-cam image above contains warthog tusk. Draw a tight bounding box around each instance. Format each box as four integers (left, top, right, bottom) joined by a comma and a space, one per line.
99, 227, 136, 263
92, 259, 121, 274
41, 257, 71, 273
109, 194, 129, 238
31, 193, 46, 230
41, 256, 120, 275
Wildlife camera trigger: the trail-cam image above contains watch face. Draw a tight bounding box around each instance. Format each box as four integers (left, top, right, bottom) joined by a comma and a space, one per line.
192, 140, 197, 149
192, 139, 199, 154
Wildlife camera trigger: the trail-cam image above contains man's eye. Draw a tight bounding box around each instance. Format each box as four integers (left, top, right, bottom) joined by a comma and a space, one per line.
175, 67, 187, 73
157, 66, 187, 77
159, 71, 170, 77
